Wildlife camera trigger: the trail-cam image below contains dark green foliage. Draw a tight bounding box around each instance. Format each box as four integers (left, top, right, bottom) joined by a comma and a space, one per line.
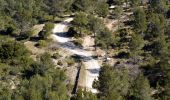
129, 0, 141, 7
0, 0, 170, 99
73, 0, 109, 17
133, 7, 147, 34
49, 0, 74, 16
129, 34, 144, 63
15, 73, 68, 100
95, 2, 109, 17
149, 0, 168, 14
146, 13, 166, 40
0, 0, 73, 36
24, 53, 54, 77
88, 16, 104, 34
0, 40, 68, 99
71, 89, 98, 100
72, 0, 96, 13
96, 28, 113, 50
0, 86, 11, 100
114, 6, 123, 30
129, 74, 152, 100
39, 22, 54, 39
72, 12, 88, 36
36, 40, 47, 48
0, 41, 29, 63
96, 65, 130, 99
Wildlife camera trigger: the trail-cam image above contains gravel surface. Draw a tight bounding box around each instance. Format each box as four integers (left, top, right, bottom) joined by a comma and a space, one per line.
51, 18, 100, 93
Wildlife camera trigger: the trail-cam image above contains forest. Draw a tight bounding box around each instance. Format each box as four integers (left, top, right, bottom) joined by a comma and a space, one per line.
0, 0, 170, 100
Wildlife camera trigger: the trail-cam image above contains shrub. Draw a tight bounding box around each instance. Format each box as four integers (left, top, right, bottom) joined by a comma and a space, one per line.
57, 60, 63, 66
36, 40, 47, 48
95, 2, 109, 17
73, 38, 83, 47
19, 29, 35, 40
52, 53, 61, 59
66, 57, 75, 66
0, 41, 29, 62
44, 22, 54, 32
43, 15, 54, 22
38, 22, 54, 39
116, 51, 130, 59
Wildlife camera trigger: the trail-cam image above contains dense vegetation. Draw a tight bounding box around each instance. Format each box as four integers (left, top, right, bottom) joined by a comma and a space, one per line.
0, 0, 170, 100
0, 39, 68, 99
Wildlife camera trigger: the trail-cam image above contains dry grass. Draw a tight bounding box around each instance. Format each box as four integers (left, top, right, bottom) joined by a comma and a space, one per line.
24, 41, 45, 60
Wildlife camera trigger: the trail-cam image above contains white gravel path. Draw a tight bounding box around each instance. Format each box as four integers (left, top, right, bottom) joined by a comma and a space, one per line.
51, 18, 100, 93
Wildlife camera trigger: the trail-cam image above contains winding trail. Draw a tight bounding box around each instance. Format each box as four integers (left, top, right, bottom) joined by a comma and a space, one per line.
51, 18, 100, 93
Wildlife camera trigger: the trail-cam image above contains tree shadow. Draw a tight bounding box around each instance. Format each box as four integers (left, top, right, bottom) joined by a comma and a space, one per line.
29, 36, 42, 42
87, 68, 100, 74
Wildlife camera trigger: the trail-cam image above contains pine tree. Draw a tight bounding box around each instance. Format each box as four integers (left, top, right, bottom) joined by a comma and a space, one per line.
130, 74, 153, 100
72, 12, 88, 36
129, 33, 145, 64
133, 7, 147, 35
97, 65, 130, 99
114, 6, 123, 30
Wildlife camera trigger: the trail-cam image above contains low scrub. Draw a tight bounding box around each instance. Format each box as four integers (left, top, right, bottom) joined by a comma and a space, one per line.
73, 38, 83, 47
52, 52, 61, 59
66, 57, 75, 66
36, 40, 47, 48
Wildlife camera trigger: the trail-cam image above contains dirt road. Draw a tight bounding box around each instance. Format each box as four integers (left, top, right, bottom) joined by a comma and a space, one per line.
51, 18, 100, 93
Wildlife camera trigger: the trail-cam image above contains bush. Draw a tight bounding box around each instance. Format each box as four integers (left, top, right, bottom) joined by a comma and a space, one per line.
95, 2, 109, 17
38, 22, 54, 39
19, 29, 35, 40
44, 22, 54, 32
116, 51, 130, 59
52, 53, 61, 59
36, 40, 47, 48
43, 15, 54, 22
6, 25, 18, 36
57, 60, 63, 66
0, 41, 29, 62
73, 38, 83, 47
66, 57, 75, 66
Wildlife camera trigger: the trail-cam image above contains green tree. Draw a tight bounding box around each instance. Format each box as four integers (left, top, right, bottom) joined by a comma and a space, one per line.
0, 41, 29, 62
88, 16, 105, 50
129, 0, 141, 7
96, 64, 130, 99
114, 6, 123, 30
0, 86, 12, 100
129, 74, 153, 100
133, 7, 147, 35
96, 28, 113, 52
73, 0, 96, 13
72, 12, 88, 36
50, 0, 73, 16
149, 0, 168, 14
129, 33, 145, 63
146, 13, 166, 40
95, 2, 109, 17
71, 89, 98, 100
